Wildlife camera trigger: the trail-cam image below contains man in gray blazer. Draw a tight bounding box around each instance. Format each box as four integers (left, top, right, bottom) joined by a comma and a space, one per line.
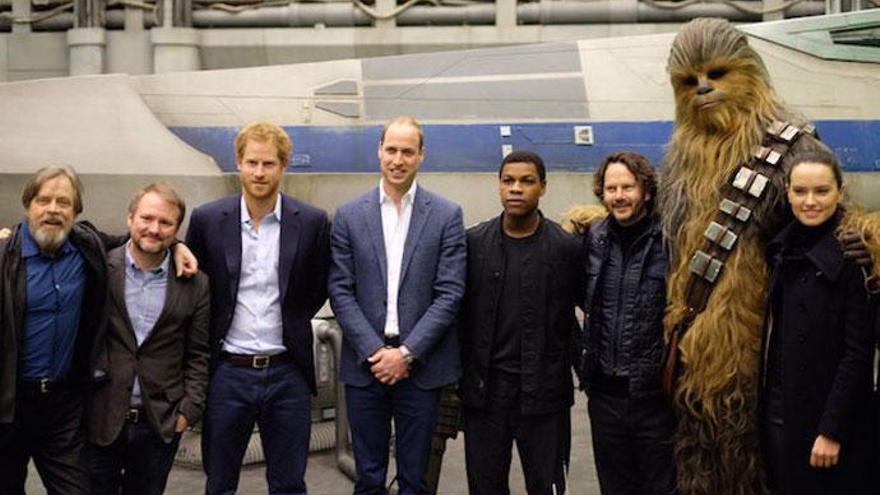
329, 116, 466, 495
87, 182, 210, 495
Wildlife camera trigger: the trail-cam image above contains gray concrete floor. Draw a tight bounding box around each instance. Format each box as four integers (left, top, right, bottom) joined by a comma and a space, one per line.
26, 394, 599, 494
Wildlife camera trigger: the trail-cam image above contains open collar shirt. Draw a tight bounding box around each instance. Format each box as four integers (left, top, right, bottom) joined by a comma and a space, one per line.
379, 180, 417, 338
223, 194, 286, 356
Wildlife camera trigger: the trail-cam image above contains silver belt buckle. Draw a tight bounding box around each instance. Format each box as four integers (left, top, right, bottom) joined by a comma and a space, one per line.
39, 378, 50, 394
252, 355, 270, 369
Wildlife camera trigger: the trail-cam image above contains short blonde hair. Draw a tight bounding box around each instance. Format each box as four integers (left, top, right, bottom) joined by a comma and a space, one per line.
235, 122, 292, 166
380, 116, 424, 150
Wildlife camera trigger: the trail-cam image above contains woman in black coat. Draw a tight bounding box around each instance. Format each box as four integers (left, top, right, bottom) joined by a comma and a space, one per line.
760, 150, 875, 495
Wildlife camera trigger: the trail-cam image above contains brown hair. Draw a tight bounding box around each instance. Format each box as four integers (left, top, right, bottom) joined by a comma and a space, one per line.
21, 165, 84, 215
787, 149, 844, 189
235, 122, 292, 166
380, 116, 424, 150
128, 182, 187, 226
592, 151, 658, 214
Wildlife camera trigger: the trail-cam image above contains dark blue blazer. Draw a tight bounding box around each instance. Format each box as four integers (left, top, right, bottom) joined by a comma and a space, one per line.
185, 194, 331, 393
328, 186, 466, 390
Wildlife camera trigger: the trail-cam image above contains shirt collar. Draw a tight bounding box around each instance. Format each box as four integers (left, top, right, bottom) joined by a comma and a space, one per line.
20, 220, 77, 259
125, 240, 170, 275
379, 179, 418, 206
240, 194, 282, 225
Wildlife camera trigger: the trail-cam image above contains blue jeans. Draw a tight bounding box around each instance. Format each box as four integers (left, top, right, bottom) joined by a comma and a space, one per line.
87, 422, 180, 495
202, 360, 311, 495
345, 379, 440, 495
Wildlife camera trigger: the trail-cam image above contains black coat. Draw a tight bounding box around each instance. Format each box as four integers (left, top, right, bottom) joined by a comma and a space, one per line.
582, 215, 667, 398
0, 221, 112, 424
762, 215, 876, 495
458, 214, 583, 415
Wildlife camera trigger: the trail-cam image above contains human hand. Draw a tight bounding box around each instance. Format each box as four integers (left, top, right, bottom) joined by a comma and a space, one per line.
173, 242, 198, 277
0, 228, 10, 240
810, 434, 840, 468
175, 414, 189, 433
368, 347, 410, 385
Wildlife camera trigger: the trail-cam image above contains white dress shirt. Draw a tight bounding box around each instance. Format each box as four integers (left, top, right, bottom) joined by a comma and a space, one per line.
379, 179, 417, 338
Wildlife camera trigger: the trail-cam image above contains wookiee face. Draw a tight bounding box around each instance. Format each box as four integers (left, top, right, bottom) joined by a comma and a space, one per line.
668, 18, 774, 134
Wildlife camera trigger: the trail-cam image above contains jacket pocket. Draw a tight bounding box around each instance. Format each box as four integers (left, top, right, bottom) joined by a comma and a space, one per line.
165, 383, 185, 402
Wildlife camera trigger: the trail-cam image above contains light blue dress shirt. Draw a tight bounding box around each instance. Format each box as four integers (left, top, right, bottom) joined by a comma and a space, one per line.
222, 195, 286, 356
124, 244, 169, 406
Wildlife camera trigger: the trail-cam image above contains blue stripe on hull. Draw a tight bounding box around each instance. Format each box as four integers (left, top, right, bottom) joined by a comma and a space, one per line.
169, 120, 880, 173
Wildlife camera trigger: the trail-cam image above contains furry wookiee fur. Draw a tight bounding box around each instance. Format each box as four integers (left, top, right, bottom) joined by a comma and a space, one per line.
659, 18, 828, 495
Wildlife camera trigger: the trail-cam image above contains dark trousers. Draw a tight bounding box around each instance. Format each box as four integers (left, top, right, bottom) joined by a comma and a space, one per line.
345, 379, 441, 495
462, 375, 569, 495
87, 422, 180, 495
202, 360, 312, 495
0, 386, 89, 495
587, 391, 677, 495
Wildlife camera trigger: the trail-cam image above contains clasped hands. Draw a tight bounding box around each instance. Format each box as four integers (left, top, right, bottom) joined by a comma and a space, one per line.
368, 346, 411, 385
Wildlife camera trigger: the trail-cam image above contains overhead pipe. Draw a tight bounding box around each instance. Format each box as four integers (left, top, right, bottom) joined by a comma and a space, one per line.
1, 0, 829, 31
517, 1, 826, 24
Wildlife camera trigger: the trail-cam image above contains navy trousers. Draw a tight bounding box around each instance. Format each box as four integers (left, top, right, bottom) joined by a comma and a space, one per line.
345, 379, 441, 495
87, 422, 180, 495
202, 360, 312, 495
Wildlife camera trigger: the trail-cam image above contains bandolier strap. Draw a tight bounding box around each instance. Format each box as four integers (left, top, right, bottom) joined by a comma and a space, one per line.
662, 120, 817, 397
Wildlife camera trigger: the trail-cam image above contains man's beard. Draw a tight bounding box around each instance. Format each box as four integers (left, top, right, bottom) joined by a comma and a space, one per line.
30, 223, 70, 256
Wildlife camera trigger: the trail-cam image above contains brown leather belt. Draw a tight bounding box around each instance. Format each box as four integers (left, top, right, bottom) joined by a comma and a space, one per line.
18, 378, 70, 397
221, 352, 292, 369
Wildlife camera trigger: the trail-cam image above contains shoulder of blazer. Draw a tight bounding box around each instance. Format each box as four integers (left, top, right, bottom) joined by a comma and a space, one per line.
192, 195, 240, 219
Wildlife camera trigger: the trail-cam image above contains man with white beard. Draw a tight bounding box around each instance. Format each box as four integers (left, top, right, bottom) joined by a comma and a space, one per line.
0, 166, 196, 494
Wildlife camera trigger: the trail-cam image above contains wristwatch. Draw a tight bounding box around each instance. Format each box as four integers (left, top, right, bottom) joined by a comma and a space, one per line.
399, 345, 415, 366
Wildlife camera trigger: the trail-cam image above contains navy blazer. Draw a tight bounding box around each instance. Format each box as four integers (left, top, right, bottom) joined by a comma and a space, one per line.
329, 186, 466, 390
185, 194, 331, 394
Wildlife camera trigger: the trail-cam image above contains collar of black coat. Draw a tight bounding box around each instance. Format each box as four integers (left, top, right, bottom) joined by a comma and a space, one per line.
769, 208, 846, 282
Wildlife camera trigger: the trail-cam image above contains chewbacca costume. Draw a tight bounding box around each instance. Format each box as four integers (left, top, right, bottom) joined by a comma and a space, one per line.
659, 18, 858, 495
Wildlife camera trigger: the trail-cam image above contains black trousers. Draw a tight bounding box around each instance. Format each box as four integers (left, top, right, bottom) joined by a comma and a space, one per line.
0, 386, 89, 495
463, 374, 569, 495
87, 421, 181, 495
587, 391, 677, 495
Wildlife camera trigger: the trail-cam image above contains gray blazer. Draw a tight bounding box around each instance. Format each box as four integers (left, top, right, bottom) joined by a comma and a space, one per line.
88, 245, 211, 445
329, 186, 466, 390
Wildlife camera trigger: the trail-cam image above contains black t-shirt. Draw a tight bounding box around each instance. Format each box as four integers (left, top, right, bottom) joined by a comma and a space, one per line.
490, 230, 539, 375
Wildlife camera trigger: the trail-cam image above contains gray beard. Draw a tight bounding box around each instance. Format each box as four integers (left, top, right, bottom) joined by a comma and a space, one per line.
30, 224, 70, 256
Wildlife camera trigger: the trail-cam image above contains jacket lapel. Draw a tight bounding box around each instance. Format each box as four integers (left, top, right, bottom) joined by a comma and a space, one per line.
279, 195, 300, 301
399, 188, 431, 286
364, 189, 387, 290
107, 247, 138, 352
222, 198, 243, 303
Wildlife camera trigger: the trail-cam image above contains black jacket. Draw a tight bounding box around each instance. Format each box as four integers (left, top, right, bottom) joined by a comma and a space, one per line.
582, 215, 667, 399
761, 213, 875, 495
0, 221, 111, 424
458, 214, 583, 416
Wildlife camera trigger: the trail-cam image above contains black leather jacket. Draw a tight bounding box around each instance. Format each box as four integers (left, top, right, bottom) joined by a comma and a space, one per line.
582, 215, 667, 399
0, 221, 111, 424
458, 214, 583, 415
